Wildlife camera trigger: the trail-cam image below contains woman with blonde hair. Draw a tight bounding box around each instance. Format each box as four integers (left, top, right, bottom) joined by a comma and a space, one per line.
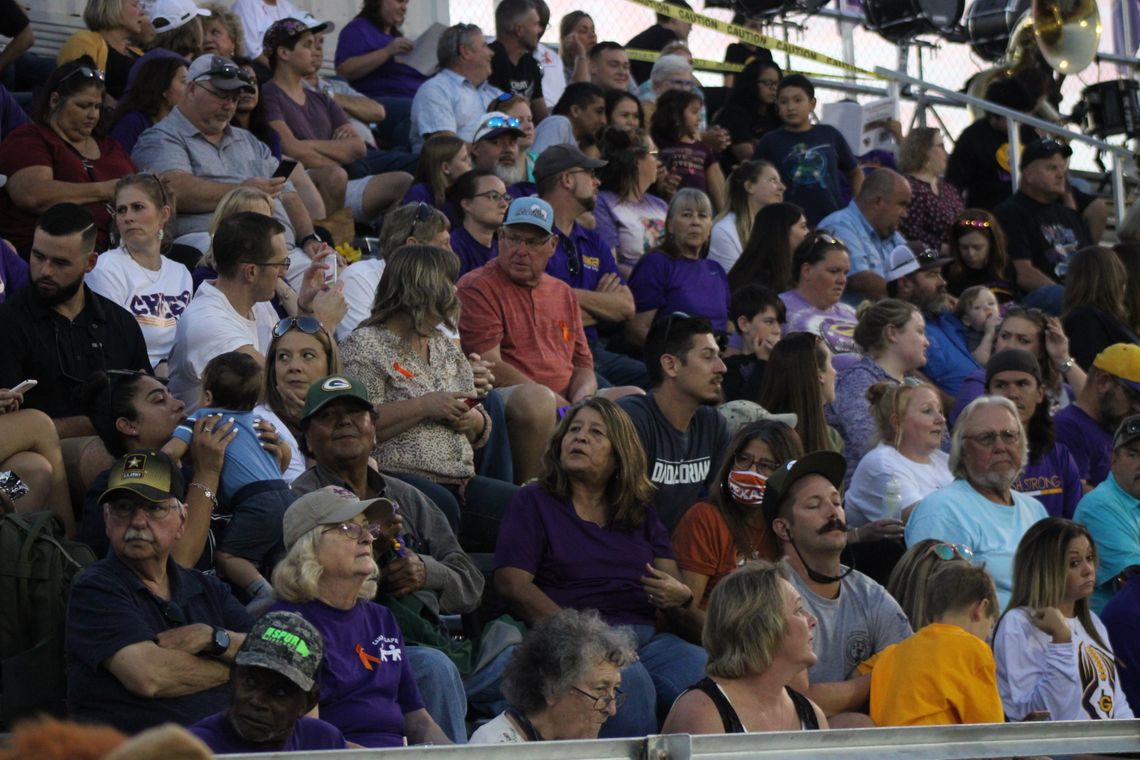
663, 561, 825, 734
886, 539, 973, 629
709, 160, 786, 273
271, 486, 450, 746
200, 3, 244, 57
57, 0, 144, 99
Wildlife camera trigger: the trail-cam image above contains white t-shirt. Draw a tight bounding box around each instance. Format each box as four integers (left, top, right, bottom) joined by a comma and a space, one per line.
535, 43, 566, 109
708, 214, 743, 274
231, 0, 306, 59
845, 443, 953, 527
336, 258, 386, 342
85, 246, 193, 367
253, 404, 306, 483
468, 712, 525, 744
167, 281, 278, 406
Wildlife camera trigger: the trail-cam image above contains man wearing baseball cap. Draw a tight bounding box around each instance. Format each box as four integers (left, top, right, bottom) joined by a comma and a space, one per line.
885, 239, 976, 397
1075, 413, 1140, 612
469, 111, 528, 190
764, 450, 911, 723
457, 196, 595, 474
1055, 343, 1140, 486
994, 138, 1092, 315
190, 611, 348, 751
66, 450, 253, 733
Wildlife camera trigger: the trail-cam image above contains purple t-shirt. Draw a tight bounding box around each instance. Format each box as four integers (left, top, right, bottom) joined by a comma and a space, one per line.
335, 18, 427, 99
1015, 442, 1083, 518
495, 483, 675, 627
109, 110, 153, 157
1054, 404, 1113, 486
656, 138, 717, 194
628, 251, 730, 333
547, 224, 624, 342
450, 226, 497, 280
402, 182, 434, 206
267, 599, 424, 748
0, 238, 28, 303
190, 713, 347, 753
260, 81, 349, 141
778, 289, 859, 370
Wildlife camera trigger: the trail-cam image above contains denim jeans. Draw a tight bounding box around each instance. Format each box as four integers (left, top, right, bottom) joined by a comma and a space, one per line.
473, 389, 514, 484
590, 341, 650, 390
343, 146, 419, 178
598, 624, 707, 738
373, 96, 414, 149
393, 474, 517, 553
408, 643, 516, 743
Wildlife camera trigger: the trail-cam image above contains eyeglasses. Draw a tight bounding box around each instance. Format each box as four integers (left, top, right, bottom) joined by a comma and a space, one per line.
197, 84, 243, 103
59, 66, 106, 87
273, 315, 323, 337
322, 521, 383, 541
565, 168, 597, 180
571, 686, 626, 712
758, 78, 780, 88
963, 429, 1020, 448
106, 500, 176, 521
666, 78, 694, 89
242, 256, 291, 271
472, 190, 509, 203
922, 542, 974, 563
734, 451, 780, 474
563, 235, 581, 277
915, 247, 942, 264
499, 231, 552, 249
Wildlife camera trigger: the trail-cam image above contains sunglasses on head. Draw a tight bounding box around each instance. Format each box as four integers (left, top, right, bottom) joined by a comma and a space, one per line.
194, 61, 252, 84
482, 115, 521, 130
915, 247, 942, 264
59, 66, 106, 87
273, 315, 323, 337
923, 542, 974, 563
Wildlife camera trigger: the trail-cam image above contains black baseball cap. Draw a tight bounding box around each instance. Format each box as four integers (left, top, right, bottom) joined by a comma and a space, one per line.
762, 450, 846, 526
1020, 139, 1073, 170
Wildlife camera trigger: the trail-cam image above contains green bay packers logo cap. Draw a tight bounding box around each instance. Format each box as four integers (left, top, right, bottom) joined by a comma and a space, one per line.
299, 374, 373, 423
100, 449, 185, 504
236, 611, 325, 692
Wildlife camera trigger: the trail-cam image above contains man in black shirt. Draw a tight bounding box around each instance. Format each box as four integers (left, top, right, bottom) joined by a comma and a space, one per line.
995, 139, 1091, 315
626, 0, 693, 85
489, 0, 549, 122
0, 204, 151, 438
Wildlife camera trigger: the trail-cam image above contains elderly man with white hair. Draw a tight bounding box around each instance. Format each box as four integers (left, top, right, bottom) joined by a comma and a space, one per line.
905, 396, 1048, 608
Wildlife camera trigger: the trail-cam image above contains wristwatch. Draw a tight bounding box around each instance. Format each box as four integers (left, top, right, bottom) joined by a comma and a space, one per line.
208, 626, 231, 657
1058, 357, 1075, 375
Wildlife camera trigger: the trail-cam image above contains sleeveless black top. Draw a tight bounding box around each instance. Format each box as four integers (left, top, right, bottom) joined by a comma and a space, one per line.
690, 676, 820, 733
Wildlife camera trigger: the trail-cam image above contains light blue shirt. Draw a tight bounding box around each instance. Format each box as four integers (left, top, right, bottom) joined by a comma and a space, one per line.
906, 478, 1048, 610
409, 69, 502, 152
1074, 472, 1140, 612
817, 200, 905, 307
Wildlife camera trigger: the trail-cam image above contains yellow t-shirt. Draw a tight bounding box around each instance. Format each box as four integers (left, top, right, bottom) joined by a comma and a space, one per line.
859, 623, 1005, 726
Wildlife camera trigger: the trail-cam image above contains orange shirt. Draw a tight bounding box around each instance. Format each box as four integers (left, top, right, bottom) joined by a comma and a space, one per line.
672, 500, 777, 609
457, 262, 592, 398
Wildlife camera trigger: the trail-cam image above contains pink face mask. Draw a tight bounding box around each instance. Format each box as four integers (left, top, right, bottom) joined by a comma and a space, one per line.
727, 469, 767, 506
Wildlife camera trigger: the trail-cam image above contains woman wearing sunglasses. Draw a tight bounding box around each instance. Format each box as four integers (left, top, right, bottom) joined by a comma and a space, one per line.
87, 174, 192, 373
271, 487, 451, 747
0, 57, 136, 255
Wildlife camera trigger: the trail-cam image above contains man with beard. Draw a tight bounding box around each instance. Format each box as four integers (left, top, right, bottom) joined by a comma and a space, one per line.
190, 611, 348, 752
617, 314, 729, 531
488, 0, 549, 122
66, 450, 252, 732
0, 203, 150, 438
538, 144, 645, 389
1075, 414, 1140, 612
995, 139, 1092, 315
886, 241, 977, 398
469, 111, 529, 194
764, 450, 911, 725
906, 396, 1048, 609
1054, 344, 1140, 486
532, 83, 608, 155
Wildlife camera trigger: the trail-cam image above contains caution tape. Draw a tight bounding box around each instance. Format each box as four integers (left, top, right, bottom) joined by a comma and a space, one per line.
623, 0, 885, 79
627, 47, 880, 79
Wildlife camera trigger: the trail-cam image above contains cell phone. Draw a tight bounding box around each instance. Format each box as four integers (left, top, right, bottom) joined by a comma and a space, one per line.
271, 159, 298, 180
463, 397, 483, 409
325, 254, 338, 284
10, 379, 37, 395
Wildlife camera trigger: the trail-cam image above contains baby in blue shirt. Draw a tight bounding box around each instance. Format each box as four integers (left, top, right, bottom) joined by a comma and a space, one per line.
163, 352, 295, 607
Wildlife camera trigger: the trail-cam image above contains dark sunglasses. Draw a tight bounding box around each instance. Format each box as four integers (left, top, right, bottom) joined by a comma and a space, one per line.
193, 61, 251, 84
563, 235, 580, 277
59, 66, 106, 87
273, 315, 323, 337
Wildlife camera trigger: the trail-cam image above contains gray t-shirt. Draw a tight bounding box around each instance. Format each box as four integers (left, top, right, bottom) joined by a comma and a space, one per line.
780, 557, 913, 683
617, 393, 730, 532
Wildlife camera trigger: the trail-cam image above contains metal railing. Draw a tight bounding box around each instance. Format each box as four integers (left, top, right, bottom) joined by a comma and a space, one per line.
877, 65, 1136, 229
218, 719, 1140, 759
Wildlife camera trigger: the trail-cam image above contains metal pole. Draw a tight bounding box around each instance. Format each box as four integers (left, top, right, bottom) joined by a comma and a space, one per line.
1113, 153, 1127, 230
1124, 0, 1137, 69
1008, 118, 1021, 191
914, 44, 928, 128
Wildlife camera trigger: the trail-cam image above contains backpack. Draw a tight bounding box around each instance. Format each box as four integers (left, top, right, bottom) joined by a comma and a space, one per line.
0, 511, 97, 727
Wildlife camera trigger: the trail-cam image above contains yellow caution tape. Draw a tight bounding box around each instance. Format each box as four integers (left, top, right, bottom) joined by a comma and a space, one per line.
628, 47, 880, 78
623, 0, 885, 78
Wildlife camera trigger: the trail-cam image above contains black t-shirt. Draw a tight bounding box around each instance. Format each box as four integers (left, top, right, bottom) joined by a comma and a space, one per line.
994, 191, 1091, 281
945, 118, 1036, 211
0, 0, 29, 38
488, 40, 543, 103
104, 45, 138, 100
725, 42, 773, 66
626, 24, 679, 84
722, 354, 766, 403
944, 264, 1019, 304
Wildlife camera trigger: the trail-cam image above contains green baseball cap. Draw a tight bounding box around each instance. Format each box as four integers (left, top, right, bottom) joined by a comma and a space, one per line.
100, 449, 186, 504
300, 375, 373, 423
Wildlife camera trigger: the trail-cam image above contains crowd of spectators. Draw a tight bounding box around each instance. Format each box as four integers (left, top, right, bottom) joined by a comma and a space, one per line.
1, 0, 1140, 753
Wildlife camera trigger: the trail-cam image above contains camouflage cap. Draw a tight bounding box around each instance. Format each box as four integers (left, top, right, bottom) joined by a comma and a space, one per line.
235, 611, 324, 692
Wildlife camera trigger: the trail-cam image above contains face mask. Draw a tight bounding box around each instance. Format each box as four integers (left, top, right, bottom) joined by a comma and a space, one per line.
727, 469, 767, 506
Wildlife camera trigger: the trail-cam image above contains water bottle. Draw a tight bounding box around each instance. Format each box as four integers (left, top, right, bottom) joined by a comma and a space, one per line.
882, 473, 902, 521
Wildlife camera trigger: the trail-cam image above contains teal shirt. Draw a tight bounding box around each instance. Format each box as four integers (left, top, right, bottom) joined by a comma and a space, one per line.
1074, 472, 1140, 612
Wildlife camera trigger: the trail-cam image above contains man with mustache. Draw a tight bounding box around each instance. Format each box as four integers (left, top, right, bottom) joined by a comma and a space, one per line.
66, 450, 253, 733
764, 450, 911, 725
1075, 414, 1140, 612
0, 203, 150, 439
906, 396, 1048, 610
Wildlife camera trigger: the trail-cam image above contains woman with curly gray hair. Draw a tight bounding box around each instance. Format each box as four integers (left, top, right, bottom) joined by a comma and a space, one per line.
470, 609, 637, 743
270, 486, 451, 747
